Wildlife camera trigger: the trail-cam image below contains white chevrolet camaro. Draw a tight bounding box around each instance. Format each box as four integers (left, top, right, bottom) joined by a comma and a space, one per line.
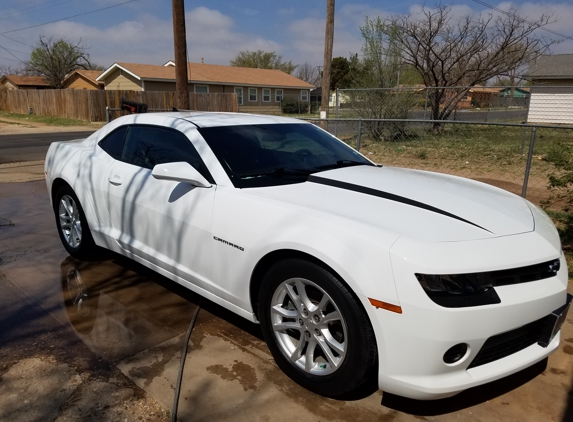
45, 112, 570, 400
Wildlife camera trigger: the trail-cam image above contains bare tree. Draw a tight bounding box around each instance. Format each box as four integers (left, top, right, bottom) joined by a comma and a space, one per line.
0, 65, 25, 76
388, 5, 557, 127
26, 37, 98, 88
294, 62, 320, 85
345, 18, 420, 141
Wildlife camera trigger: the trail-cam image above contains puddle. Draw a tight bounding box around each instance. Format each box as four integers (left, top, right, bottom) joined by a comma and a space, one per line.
206, 360, 258, 391
60, 256, 198, 363
59, 256, 266, 366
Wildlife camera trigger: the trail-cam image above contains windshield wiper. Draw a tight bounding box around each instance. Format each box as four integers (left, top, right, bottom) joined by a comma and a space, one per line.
314, 160, 372, 170
237, 167, 315, 179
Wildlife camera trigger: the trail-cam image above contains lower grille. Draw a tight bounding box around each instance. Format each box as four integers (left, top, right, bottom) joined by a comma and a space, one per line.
468, 316, 548, 369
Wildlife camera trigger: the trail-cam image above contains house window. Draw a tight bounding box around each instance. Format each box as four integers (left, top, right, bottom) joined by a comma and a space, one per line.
249, 88, 257, 102
234, 87, 243, 105
300, 90, 309, 101
275, 89, 283, 102
194, 85, 209, 93
262, 88, 271, 102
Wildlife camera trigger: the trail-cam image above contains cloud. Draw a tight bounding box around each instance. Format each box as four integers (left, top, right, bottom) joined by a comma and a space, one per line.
407, 2, 573, 52
0, 6, 282, 69
277, 8, 295, 16
1, 2, 571, 72
286, 4, 392, 65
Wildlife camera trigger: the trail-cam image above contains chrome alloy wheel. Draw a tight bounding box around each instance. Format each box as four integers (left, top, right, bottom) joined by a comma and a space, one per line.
59, 195, 82, 248
270, 278, 347, 376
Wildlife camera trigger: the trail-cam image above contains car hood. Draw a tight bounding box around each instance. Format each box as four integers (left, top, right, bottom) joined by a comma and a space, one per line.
249, 165, 534, 242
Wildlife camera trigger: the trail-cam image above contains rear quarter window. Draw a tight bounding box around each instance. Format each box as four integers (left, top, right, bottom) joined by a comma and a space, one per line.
98, 126, 128, 159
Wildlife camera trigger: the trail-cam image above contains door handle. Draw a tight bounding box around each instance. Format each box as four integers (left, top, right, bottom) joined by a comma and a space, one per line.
108, 175, 122, 186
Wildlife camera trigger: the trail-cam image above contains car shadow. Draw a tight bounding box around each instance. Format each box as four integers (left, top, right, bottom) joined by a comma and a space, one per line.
381, 358, 548, 415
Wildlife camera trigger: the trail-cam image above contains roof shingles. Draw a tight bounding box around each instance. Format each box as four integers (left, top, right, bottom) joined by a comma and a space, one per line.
106, 62, 314, 89
1, 75, 49, 87
524, 54, 573, 79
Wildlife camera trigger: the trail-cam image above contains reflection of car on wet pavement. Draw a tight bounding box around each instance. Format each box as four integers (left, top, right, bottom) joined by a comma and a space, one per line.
45, 112, 570, 400
60, 256, 195, 359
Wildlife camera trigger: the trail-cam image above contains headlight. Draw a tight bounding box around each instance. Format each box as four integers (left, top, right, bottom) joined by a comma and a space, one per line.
415, 258, 560, 308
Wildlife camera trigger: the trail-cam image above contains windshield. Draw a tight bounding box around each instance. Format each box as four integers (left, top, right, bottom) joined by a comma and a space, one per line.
198, 123, 374, 188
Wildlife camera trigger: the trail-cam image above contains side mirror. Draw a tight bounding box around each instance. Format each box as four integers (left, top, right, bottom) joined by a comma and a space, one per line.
151, 162, 212, 188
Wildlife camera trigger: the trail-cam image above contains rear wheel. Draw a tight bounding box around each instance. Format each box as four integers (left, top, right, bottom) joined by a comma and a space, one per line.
258, 258, 378, 398
54, 185, 98, 260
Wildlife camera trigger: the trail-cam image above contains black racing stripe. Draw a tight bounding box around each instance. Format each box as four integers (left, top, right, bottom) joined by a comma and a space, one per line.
308, 175, 492, 233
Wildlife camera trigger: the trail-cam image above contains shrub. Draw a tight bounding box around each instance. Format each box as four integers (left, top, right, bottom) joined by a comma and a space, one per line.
281, 98, 312, 114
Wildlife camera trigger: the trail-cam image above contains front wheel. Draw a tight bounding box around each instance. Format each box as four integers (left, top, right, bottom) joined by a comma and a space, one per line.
54, 185, 98, 260
258, 259, 378, 398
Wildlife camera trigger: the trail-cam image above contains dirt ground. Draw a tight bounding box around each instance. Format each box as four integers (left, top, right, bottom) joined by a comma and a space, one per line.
0, 116, 103, 135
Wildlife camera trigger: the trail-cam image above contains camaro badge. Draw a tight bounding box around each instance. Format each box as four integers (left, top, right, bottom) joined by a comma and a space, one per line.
213, 236, 244, 251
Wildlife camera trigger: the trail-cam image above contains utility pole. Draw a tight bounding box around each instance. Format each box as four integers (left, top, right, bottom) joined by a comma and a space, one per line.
172, 0, 189, 109
320, 0, 335, 119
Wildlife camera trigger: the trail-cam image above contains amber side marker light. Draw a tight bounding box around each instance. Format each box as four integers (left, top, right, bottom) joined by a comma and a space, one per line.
368, 298, 402, 314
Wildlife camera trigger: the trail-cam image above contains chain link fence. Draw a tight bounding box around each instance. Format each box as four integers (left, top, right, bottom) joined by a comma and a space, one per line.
304, 118, 573, 208
332, 86, 534, 124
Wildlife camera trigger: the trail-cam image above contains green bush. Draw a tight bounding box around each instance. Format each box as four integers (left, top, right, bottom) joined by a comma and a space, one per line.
281, 98, 312, 114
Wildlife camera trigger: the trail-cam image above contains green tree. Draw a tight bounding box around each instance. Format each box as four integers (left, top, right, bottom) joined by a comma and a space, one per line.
27, 37, 99, 88
330, 57, 351, 90
230, 50, 297, 74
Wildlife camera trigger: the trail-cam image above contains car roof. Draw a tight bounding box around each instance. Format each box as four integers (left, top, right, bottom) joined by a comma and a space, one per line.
128, 111, 307, 128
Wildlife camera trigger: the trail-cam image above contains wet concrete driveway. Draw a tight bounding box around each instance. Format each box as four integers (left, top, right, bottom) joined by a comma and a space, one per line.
1, 180, 572, 421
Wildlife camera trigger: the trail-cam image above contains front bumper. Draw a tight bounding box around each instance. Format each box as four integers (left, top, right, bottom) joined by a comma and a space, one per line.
367, 231, 569, 400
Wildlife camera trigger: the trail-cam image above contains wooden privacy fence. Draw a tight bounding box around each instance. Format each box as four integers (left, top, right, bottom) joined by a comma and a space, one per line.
0, 90, 238, 122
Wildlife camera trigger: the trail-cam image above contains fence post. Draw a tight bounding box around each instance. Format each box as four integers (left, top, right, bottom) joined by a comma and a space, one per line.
521, 126, 537, 198
356, 119, 363, 151
106, 106, 110, 123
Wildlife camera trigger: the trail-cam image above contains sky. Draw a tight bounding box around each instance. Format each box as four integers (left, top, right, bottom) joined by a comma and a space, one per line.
0, 0, 572, 72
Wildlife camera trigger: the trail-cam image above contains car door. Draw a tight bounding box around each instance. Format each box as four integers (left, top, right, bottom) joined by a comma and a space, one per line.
103, 124, 216, 288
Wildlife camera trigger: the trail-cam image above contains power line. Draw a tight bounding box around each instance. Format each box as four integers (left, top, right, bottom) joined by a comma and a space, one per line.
4, 0, 75, 16
0, 0, 139, 35
2, 46, 28, 55
0, 34, 34, 48
0, 55, 21, 63
0, 0, 80, 23
470, 0, 573, 40
1, 0, 47, 9
0, 43, 28, 65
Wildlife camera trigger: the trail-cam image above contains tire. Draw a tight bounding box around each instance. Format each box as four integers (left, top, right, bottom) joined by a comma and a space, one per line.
258, 258, 378, 398
53, 184, 99, 260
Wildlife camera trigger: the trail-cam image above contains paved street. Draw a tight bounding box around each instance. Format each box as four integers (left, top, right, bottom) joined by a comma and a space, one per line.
0, 131, 95, 164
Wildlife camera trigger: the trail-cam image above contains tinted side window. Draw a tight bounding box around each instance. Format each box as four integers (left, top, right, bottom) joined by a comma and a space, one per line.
98, 126, 128, 159
121, 125, 214, 183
